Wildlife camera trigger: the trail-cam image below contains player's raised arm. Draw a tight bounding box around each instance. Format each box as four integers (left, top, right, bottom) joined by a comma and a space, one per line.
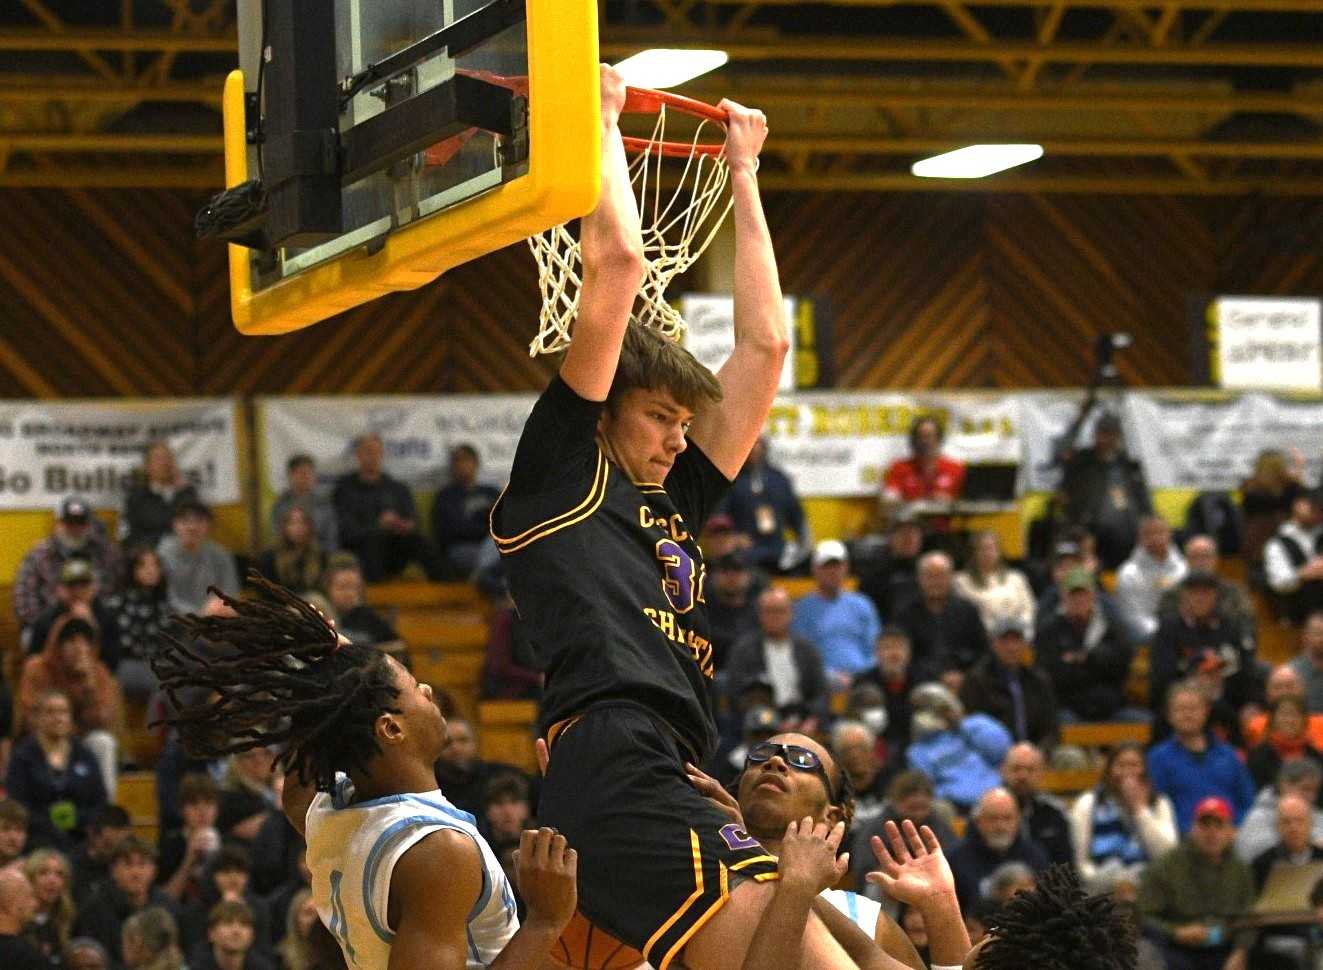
687, 101, 789, 480
559, 66, 647, 403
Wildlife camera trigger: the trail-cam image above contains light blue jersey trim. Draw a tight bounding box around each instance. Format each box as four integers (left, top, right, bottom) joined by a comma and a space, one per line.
844, 891, 859, 923
360, 814, 491, 943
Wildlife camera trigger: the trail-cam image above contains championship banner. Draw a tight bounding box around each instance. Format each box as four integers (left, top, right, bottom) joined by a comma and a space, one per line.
761, 391, 1023, 497
0, 399, 241, 511
260, 395, 537, 494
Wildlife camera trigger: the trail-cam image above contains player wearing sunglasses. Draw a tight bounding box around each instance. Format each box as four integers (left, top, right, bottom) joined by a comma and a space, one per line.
686, 733, 971, 970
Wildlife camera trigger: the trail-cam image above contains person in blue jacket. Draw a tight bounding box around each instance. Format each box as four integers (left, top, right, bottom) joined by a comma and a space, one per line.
905, 682, 1013, 813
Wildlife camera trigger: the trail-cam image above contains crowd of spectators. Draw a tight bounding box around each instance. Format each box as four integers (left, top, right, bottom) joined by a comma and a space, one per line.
1, 416, 1323, 969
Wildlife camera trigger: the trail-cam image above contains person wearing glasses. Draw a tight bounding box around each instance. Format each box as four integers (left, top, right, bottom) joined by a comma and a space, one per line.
685, 734, 971, 970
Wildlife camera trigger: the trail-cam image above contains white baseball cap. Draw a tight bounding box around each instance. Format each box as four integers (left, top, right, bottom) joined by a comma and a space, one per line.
812, 539, 849, 568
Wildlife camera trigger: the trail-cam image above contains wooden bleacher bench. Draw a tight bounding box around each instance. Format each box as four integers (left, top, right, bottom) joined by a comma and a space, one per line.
365, 581, 485, 610
116, 770, 159, 843
478, 700, 539, 775
394, 612, 489, 651
1059, 721, 1151, 749
1042, 768, 1102, 796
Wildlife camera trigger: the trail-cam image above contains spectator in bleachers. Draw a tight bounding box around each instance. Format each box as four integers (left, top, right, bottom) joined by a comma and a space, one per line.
1069, 742, 1178, 896
157, 500, 239, 616
75, 837, 174, 960
332, 433, 443, 582
120, 906, 183, 970
1266, 488, 1323, 623
430, 718, 528, 822
1246, 696, 1323, 792
694, 512, 750, 564
954, 531, 1035, 635
275, 890, 317, 970
1032, 536, 1110, 628
17, 621, 121, 797
1057, 411, 1152, 571
123, 443, 199, 550
1116, 515, 1187, 642
897, 551, 989, 688
947, 787, 1049, 909
726, 587, 828, 731
481, 773, 532, 845
704, 549, 765, 673
1247, 793, 1323, 970
429, 444, 500, 580
1033, 568, 1138, 723
960, 618, 1058, 748
159, 775, 222, 905
15, 498, 121, 635
1242, 448, 1306, 581
7, 689, 108, 852
828, 719, 889, 824
216, 750, 277, 847
1234, 758, 1323, 863
721, 437, 809, 575
179, 848, 272, 960
882, 416, 965, 505
710, 705, 779, 790
188, 899, 274, 970
0, 800, 31, 869
0, 866, 43, 970
849, 771, 959, 902
1000, 742, 1073, 868
852, 626, 917, 755
319, 555, 402, 656
1138, 796, 1254, 970
26, 559, 121, 672
72, 806, 131, 907
906, 683, 1012, 813
1159, 534, 1256, 632
858, 509, 925, 620
1245, 664, 1323, 749
984, 862, 1037, 905
103, 548, 169, 704
1150, 571, 1260, 733
63, 938, 111, 970
1148, 681, 1255, 833
479, 597, 541, 702
270, 455, 338, 555
791, 539, 881, 685
254, 505, 325, 595
24, 848, 75, 966
1287, 612, 1323, 714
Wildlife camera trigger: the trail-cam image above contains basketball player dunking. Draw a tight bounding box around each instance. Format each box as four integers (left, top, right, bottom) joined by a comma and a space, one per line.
492, 67, 917, 970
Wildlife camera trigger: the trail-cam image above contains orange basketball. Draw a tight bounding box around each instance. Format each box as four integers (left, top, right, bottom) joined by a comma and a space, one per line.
549, 911, 645, 970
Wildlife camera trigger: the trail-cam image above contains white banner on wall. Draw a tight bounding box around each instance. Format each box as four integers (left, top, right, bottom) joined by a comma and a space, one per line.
260, 395, 536, 494
1213, 296, 1322, 391
0, 399, 241, 511
680, 294, 798, 392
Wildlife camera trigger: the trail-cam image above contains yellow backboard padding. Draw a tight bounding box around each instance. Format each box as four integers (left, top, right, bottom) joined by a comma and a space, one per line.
224, 0, 602, 335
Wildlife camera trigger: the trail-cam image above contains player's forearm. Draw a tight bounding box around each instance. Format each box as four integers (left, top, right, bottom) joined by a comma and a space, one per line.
914, 890, 970, 967
580, 124, 645, 285
741, 879, 817, 970
810, 896, 912, 970
487, 921, 562, 970
730, 166, 788, 359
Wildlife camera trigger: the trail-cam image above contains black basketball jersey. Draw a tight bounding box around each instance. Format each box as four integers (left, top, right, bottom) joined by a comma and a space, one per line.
491, 376, 730, 761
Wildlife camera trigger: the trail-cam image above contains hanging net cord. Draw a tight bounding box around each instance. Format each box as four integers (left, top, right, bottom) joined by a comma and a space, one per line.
527, 106, 733, 357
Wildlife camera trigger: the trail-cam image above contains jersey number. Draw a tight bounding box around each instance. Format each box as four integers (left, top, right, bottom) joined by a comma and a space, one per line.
329, 870, 358, 966
656, 539, 705, 614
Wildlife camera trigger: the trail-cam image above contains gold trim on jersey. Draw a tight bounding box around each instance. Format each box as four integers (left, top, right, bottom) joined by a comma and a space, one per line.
657, 860, 731, 970
643, 829, 704, 964
729, 854, 778, 873
489, 448, 609, 553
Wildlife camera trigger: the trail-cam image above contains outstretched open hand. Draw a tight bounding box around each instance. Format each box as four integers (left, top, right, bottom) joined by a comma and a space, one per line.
866, 820, 957, 908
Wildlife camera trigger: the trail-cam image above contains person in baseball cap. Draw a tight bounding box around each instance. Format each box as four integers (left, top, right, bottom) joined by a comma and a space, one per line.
811, 538, 848, 569
802, 539, 882, 681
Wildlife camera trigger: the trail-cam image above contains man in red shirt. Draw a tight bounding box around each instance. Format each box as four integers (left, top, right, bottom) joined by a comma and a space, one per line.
882, 416, 966, 503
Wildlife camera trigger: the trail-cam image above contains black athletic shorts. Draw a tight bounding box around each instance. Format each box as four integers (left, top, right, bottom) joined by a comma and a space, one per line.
539, 702, 780, 970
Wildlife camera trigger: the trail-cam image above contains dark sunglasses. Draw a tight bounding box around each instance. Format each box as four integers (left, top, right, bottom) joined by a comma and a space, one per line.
745, 741, 841, 803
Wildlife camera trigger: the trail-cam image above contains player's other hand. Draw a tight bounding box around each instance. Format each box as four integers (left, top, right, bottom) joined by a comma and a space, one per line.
779, 817, 848, 897
684, 762, 743, 827
513, 827, 578, 934
600, 64, 628, 129
718, 100, 768, 174
865, 820, 957, 909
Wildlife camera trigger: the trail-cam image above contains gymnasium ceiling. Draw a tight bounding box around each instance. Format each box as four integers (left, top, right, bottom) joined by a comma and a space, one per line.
1, 0, 1322, 193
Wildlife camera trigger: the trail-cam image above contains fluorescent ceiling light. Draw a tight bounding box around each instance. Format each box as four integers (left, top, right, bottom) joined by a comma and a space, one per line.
911, 144, 1044, 179
613, 49, 729, 89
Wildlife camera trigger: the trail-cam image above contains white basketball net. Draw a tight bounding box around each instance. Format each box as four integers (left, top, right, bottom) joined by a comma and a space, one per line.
526, 105, 733, 357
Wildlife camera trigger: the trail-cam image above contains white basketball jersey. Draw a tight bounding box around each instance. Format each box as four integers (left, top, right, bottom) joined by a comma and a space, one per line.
306, 778, 518, 970
821, 888, 882, 940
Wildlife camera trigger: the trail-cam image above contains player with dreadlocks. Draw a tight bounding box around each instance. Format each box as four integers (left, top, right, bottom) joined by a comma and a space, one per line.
151, 575, 579, 970
962, 865, 1137, 970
